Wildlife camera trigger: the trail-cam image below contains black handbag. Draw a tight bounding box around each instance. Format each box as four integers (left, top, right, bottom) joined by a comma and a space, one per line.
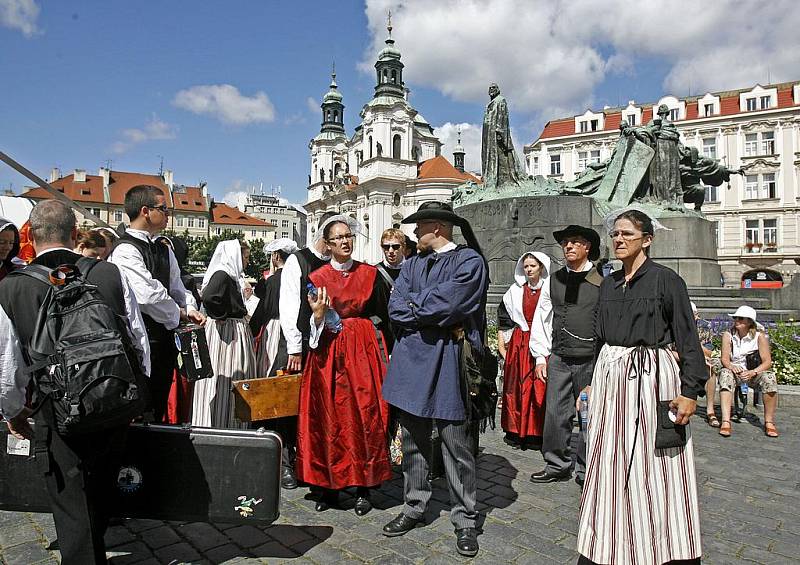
745, 350, 762, 371
655, 400, 687, 449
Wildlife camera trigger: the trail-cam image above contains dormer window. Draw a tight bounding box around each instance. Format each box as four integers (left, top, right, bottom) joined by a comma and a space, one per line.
760, 95, 771, 109
746, 98, 757, 111
626, 113, 637, 125
703, 103, 714, 117
580, 121, 588, 133
669, 108, 679, 121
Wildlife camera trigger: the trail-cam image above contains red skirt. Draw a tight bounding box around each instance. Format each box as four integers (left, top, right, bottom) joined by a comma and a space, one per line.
296, 317, 392, 490
500, 327, 546, 439
164, 368, 194, 424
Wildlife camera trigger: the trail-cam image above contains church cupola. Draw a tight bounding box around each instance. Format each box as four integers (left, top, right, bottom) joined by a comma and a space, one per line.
453, 127, 465, 173
374, 12, 405, 99
320, 64, 345, 134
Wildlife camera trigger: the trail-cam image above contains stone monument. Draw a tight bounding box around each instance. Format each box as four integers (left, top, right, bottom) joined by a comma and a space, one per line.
455, 85, 742, 287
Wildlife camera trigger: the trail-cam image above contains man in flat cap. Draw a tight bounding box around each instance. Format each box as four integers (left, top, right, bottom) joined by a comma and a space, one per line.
381, 201, 488, 558
530, 225, 603, 488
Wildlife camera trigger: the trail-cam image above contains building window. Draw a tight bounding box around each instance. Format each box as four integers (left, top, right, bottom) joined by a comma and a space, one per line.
392, 134, 402, 159
711, 220, 720, 247
198, 218, 205, 228
761, 131, 775, 155
744, 133, 758, 156
705, 184, 719, 203
590, 149, 600, 164
532, 156, 539, 176
763, 219, 778, 250
114, 210, 123, 222
760, 95, 771, 109
187, 217, 195, 228
549, 154, 561, 176
626, 114, 637, 125
393, 193, 401, 206
763, 173, 777, 198
215, 227, 221, 235
281, 220, 289, 227
251, 230, 257, 238
745, 220, 760, 251
282, 231, 289, 238
702, 138, 716, 159
704, 103, 714, 117
369, 136, 373, 159
577, 151, 588, 171
744, 175, 759, 199
177, 216, 184, 227
590, 119, 598, 132
669, 108, 679, 121
746, 97, 757, 111
579, 121, 588, 133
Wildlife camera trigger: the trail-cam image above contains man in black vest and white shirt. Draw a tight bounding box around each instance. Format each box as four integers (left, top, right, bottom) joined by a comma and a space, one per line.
276, 211, 335, 489
0, 200, 149, 564
110, 185, 205, 422
530, 225, 602, 488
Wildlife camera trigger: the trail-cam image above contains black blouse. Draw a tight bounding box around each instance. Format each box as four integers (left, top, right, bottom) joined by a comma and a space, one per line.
202, 271, 247, 320
594, 258, 707, 399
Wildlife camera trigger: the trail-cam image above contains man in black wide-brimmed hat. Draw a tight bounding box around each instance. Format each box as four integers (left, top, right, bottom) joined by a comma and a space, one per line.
381, 201, 488, 558
529, 224, 602, 489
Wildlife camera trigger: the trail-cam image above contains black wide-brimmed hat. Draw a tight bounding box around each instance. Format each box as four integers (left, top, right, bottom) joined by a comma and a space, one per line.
552, 225, 601, 261
401, 201, 465, 226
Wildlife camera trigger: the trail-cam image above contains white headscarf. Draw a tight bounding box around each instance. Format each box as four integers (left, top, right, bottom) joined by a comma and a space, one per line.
513, 251, 551, 287
502, 250, 552, 333
313, 214, 363, 244
265, 237, 299, 254
202, 240, 246, 301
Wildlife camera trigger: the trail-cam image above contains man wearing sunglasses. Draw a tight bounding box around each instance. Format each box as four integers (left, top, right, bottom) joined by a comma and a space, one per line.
375, 228, 406, 289
110, 185, 205, 422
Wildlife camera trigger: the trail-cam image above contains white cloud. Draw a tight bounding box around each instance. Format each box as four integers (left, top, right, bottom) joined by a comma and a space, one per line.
173, 84, 276, 126
362, 0, 800, 119
221, 180, 248, 208
111, 115, 177, 155
433, 122, 482, 173
306, 96, 319, 114
0, 0, 40, 37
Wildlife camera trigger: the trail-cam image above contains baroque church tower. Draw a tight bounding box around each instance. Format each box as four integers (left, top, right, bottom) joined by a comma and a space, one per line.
308, 65, 348, 188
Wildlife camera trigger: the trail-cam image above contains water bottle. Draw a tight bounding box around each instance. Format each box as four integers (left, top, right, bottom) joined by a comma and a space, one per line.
579, 391, 589, 441
740, 382, 749, 395
306, 283, 342, 333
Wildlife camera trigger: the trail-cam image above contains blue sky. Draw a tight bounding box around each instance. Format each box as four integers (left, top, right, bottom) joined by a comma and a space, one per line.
2, 0, 797, 206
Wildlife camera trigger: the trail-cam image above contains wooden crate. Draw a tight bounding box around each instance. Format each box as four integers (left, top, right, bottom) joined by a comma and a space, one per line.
232, 374, 301, 421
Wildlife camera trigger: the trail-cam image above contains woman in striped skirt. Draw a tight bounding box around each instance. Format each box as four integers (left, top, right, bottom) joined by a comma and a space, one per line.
191, 240, 257, 428
577, 209, 706, 564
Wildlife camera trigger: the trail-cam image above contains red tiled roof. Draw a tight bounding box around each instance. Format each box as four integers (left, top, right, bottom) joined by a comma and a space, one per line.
107, 171, 171, 205
172, 185, 208, 212
536, 81, 799, 143
23, 173, 104, 203
211, 203, 271, 227
417, 155, 479, 183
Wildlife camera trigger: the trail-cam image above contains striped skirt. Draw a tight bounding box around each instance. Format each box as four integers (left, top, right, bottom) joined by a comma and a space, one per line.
255, 318, 282, 377
577, 344, 702, 564
191, 318, 257, 429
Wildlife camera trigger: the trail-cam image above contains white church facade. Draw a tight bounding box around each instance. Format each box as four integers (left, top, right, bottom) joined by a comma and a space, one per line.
304, 22, 475, 263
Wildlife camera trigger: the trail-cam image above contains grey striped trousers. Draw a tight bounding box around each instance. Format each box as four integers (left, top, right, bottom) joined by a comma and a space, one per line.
398, 410, 478, 529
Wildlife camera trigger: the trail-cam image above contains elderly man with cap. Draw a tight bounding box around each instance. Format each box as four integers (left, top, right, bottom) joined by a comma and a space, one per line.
530, 224, 603, 487
381, 201, 489, 558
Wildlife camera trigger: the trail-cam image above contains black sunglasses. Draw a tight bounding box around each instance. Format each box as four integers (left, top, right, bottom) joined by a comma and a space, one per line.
382, 243, 402, 251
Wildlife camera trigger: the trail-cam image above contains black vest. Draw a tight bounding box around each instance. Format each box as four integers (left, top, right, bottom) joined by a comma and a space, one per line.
114, 233, 172, 342
549, 265, 602, 358
293, 247, 328, 341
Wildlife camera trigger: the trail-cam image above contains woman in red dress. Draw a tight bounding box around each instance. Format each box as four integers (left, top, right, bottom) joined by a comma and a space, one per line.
297, 217, 392, 515
497, 251, 551, 450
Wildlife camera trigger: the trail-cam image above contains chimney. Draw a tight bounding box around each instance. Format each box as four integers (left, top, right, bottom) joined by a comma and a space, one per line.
49, 168, 61, 183
74, 169, 86, 183
98, 167, 110, 190
163, 169, 174, 189
200, 181, 208, 199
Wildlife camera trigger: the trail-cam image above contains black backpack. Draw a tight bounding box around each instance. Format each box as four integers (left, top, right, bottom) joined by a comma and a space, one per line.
13, 258, 146, 435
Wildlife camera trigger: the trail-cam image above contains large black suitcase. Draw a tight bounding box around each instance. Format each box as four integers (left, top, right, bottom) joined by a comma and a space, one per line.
0, 422, 282, 525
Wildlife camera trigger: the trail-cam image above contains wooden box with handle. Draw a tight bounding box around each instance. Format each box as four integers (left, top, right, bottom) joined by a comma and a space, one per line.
232, 372, 302, 422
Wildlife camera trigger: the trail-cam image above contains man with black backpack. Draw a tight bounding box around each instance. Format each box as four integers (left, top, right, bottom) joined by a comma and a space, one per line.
0, 200, 150, 564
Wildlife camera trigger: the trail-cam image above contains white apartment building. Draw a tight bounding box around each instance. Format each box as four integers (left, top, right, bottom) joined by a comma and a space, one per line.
236, 191, 307, 247
524, 81, 800, 287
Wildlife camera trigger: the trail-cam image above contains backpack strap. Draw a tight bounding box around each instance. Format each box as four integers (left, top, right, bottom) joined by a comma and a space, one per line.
76, 256, 101, 279
375, 263, 395, 289
10, 264, 53, 287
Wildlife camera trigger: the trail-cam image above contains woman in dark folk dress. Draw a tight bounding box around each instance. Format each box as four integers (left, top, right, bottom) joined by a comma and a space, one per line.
577, 209, 706, 565
497, 251, 550, 450
0, 219, 21, 282
296, 217, 392, 516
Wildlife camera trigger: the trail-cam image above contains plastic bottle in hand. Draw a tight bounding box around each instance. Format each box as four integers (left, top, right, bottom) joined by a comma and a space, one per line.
579, 391, 589, 441
740, 381, 749, 396
306, 283, 342, 333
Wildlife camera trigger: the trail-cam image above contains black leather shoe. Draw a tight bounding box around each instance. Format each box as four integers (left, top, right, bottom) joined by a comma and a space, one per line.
530, 469, 572, 483
354, 496, 372, 516
575, 475, 585, 489
314, 492, 337, 512
382, 513, 421, 537
455, 528, 479, 557
281, 468, 298, 490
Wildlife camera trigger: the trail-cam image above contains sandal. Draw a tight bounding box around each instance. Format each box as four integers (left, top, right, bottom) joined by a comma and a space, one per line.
764, 422, 779, 438
719, 421, 732, 437
706, 414, 721, 428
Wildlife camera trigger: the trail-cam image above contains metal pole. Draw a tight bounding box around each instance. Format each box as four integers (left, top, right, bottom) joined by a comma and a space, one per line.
0, 150, 110, 227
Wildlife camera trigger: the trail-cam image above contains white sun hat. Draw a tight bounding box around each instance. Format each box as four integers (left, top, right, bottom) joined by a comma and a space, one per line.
729, 305, 757, 322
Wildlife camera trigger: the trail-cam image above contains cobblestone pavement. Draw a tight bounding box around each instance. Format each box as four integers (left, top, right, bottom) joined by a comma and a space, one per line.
1, 400, 798, 564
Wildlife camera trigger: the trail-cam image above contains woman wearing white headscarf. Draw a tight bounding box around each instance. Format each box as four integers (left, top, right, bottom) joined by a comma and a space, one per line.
497, 251, 551, 449
191, 239, 257, 428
